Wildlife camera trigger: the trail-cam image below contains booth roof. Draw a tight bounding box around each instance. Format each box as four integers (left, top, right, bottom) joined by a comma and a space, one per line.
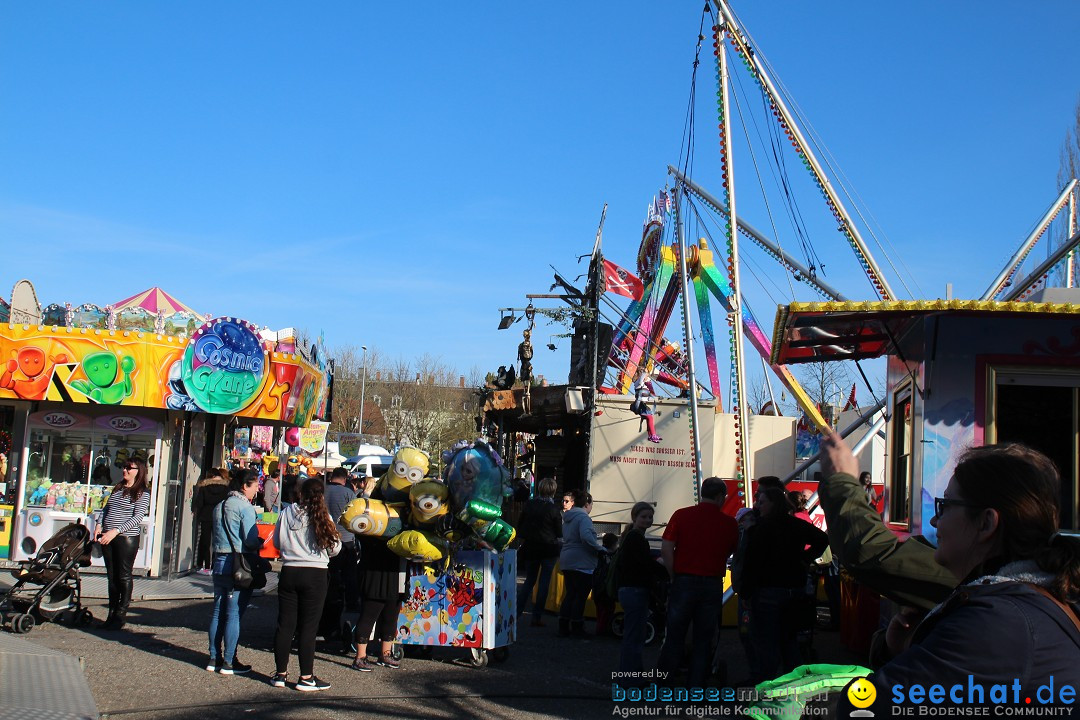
112, 286, 201, 316
771, 298, 1080, 365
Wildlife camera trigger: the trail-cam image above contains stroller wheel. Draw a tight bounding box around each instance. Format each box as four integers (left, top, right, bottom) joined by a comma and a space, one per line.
643, 619, 657, 646
78, 609, 95, 626
610, 612, 625, 638
12, 613, 35, 635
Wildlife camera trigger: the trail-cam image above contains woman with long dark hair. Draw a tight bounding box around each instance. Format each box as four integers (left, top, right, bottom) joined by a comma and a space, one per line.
271, 479, 341, 692
207, 470, 262, 675
96, 457, 151, 630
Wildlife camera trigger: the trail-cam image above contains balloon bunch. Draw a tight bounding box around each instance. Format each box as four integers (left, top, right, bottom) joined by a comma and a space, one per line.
337, 441, 516, 564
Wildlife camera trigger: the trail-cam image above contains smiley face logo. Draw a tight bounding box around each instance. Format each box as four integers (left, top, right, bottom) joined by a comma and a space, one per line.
847, 678, 877, 709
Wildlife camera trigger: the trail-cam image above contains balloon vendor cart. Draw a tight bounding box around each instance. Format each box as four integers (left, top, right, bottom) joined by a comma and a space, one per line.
396, 548, 516, 667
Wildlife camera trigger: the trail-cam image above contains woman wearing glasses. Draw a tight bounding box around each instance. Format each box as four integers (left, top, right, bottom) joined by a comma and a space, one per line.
823, 433, 1080, 702
95, 458, 151, 630
207, 470, 262, 675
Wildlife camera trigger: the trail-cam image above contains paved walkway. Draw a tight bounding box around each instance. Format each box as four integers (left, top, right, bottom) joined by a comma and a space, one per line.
75, 571, 279, 601
0, 631, 98, 720
0, 571, 277, 720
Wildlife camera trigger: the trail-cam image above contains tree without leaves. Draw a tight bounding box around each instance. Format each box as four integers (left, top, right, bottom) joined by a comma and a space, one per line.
794, 362, 853, 422
349, 352, 480, 464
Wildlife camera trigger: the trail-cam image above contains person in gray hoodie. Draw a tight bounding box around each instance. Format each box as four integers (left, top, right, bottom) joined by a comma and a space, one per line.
271, 479, 342, 692
558, 489, 605, 637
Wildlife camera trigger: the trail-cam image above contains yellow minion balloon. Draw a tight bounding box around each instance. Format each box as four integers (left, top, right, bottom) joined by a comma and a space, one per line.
409, 480, 449, 527
339, 497, 403, 538
374, 446, 430, 507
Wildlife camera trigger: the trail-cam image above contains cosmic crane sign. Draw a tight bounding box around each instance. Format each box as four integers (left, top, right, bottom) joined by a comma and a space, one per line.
181, 318, 267, 414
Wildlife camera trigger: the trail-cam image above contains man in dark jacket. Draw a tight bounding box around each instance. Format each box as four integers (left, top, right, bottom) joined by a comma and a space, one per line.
516, 477, 562, 626
320, 468, 361, 639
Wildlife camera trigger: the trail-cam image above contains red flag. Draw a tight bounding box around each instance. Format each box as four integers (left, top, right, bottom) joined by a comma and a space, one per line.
842, 383, 857, 411
602, 259, 643, 300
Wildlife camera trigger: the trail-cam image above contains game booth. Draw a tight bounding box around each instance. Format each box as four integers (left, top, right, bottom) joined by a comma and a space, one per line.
0, 289, 331, 578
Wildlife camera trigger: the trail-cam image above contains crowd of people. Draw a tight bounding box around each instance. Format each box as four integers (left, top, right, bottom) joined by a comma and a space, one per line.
515, 432, 1079, 701
191, 464, 404, 691
91, 431, 1079, 701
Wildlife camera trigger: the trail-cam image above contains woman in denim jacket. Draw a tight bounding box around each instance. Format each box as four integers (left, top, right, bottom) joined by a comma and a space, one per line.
207, 470, 262, 674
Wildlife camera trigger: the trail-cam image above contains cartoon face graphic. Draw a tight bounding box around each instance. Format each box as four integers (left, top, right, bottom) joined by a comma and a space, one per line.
83, 352, 118, 388
847, 678, 876, 709
17, 348, 46, 377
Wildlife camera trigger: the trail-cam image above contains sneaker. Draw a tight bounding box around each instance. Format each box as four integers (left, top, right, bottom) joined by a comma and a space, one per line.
219, 660, 252, 675
295, 675, 330, 692
197, 568, 213, 575
205, 658, 221, 672
377, 653, 400, 669
350, 657, 373, 672
271, 672, 288, 688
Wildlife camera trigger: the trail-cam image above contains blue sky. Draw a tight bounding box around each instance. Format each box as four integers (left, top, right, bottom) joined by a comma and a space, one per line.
2, 2, 1078, 396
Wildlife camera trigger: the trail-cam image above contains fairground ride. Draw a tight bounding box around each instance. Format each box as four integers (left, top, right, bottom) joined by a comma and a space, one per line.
580, 0, 1079, 507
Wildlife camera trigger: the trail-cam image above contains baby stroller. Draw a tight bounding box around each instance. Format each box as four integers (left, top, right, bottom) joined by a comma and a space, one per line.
1, 523, 95, 634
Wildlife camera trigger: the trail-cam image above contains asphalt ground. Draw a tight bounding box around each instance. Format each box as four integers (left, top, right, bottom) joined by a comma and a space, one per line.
19, 590, 863, 720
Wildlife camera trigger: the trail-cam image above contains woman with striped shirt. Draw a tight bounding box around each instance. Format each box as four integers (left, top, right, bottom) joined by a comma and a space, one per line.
95, 458, 151, 630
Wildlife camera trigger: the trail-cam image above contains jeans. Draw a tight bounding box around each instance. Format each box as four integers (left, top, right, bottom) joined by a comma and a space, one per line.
101, 534, 140, 613
656, 575, 725, 688
750, 586, 804, 682
618, 586, 650, 674
275, 566, 328, 676
207, 553, 253, 664
558, 570, 593, 623
517, 554, 557, 616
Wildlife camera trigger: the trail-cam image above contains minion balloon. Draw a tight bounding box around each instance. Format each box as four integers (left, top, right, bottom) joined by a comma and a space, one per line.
373, 446, 430, 507
339, 497, 403, 538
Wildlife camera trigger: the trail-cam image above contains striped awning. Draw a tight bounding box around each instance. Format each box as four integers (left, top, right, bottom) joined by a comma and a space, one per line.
112, 287, 201, 316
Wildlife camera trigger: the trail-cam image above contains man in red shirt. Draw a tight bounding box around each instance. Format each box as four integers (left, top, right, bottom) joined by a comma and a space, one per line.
656, 477, 739, 688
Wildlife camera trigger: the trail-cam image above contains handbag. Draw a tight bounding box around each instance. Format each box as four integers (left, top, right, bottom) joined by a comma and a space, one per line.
220, 502, 267, 590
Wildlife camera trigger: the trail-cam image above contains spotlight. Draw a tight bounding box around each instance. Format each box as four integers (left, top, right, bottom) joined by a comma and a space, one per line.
547, 344, 557, 351
497, 311, 516, 330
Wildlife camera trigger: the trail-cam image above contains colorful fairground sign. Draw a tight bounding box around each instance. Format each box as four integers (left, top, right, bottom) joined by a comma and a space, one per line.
0, 285, 330, 425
